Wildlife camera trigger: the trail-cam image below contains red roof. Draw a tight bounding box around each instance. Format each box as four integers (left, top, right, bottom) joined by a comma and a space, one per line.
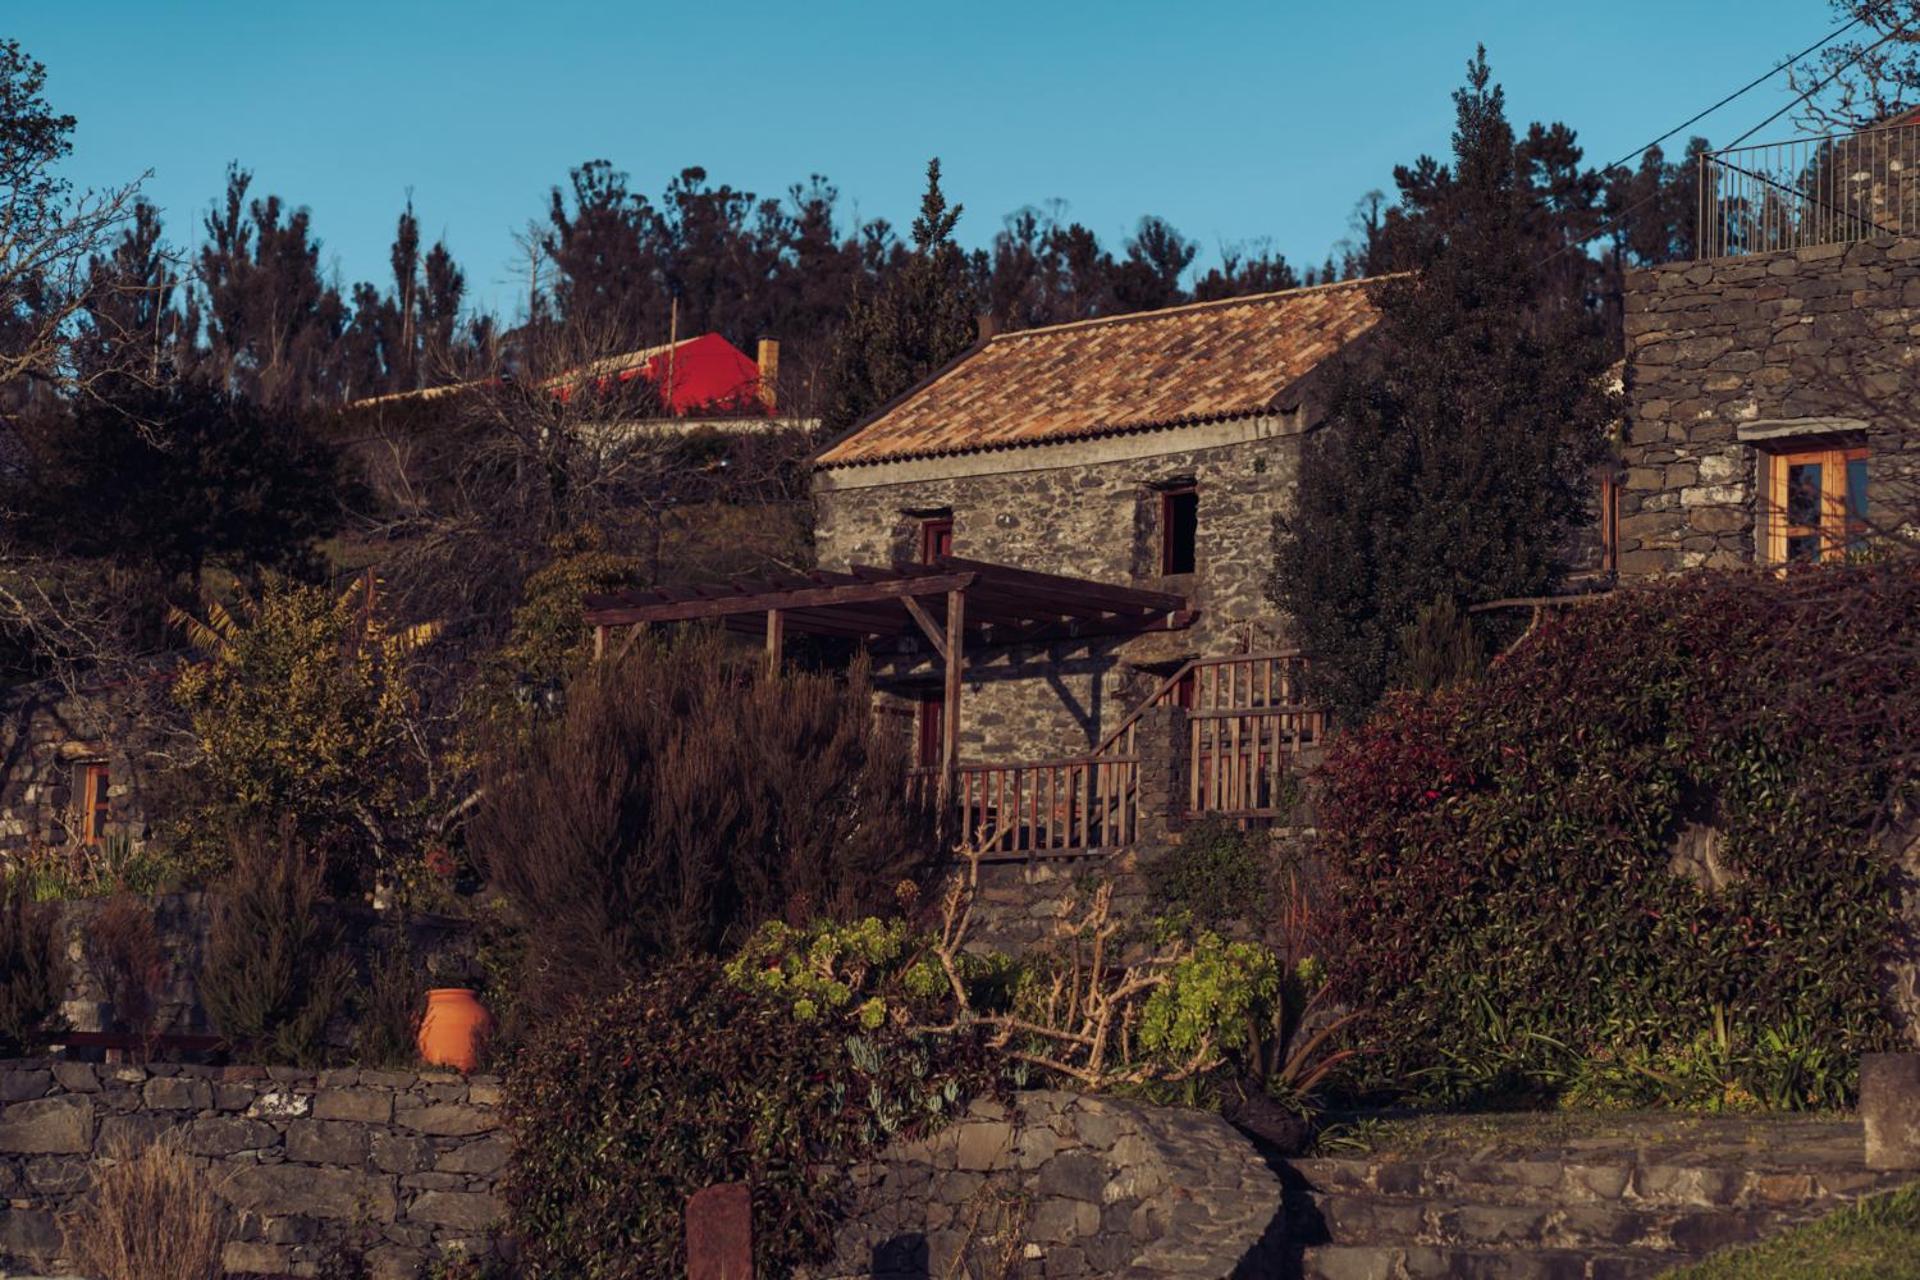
586, 333, 768, 416
348, 332, 770, 416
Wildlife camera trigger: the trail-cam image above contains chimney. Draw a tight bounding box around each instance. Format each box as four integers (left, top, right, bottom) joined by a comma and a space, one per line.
976, 313, 999, 344
756, 339, 780, 413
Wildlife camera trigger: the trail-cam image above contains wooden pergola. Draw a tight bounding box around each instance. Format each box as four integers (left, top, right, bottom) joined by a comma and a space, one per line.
582, 556, 1193, 806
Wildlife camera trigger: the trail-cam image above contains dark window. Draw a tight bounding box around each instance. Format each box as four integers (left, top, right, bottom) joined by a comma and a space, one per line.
1160, 487, 1198, 575
920, 518, 953, 564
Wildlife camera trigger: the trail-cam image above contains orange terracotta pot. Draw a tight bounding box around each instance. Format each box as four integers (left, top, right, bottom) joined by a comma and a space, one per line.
417, 988, 492, 1073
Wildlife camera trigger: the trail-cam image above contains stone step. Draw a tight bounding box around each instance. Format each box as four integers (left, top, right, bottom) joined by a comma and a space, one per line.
1295, 1243, 1672, 1280
1292, 1190, 1800, 1255
1288, 1155, 1901, 1211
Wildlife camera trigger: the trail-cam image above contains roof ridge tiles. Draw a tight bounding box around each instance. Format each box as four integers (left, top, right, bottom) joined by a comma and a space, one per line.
985, 271, 1403, 344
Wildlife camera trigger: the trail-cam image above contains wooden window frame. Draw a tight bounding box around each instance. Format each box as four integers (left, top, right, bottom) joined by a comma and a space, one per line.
919, 517, 953, 565
1598, 471, 1621, 576
1159, 485, 1199, 576
1763, 445, 1869, 565
76, 760, 110, 845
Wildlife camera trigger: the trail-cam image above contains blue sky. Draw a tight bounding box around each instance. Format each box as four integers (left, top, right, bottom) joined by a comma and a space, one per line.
16, 0, 1836, 317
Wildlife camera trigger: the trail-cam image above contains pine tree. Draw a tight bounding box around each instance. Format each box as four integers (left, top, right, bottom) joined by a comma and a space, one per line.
1268, 48, 1614, 723
822, 159, 979, 431
77, 199, 187, 384
195, 166, 348, 406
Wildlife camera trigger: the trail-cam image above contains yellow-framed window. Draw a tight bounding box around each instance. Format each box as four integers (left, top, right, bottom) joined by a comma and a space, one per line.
77, 760, 110, 844
1764, 446, 1869, 565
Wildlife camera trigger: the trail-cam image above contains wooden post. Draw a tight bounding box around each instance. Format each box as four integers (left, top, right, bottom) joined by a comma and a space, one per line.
765, 608, 784, 677
592, 624, 607, 662
686, 1182, 753, 1280
939, 588, 965, 813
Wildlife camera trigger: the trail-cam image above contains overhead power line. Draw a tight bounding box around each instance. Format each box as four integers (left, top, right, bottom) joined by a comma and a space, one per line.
1538, 14, 1905, 271
1721, 18, 1914, 151
1603, 10, 1870, 173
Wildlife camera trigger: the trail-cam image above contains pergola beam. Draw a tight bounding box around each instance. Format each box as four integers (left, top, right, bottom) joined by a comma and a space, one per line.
900, 595, 949, 661
585, 571, 977, 627
937, 556, 1186, 615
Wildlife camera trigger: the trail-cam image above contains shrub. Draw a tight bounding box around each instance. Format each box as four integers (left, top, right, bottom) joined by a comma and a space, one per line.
503, 957, 1000, 1279
1144, 817, 1270, 933
84, 895, 165, 1038
167, 575, 438, 889
463, 526, 644, 742
1317, 565, 1920, 1107
19, 834, 178, 900
353, 937, 424, 1068
199, 830, 354, 1065
0, 873, 64, 1053
64, 1132, 229, 1280
472, 631, 932, 1013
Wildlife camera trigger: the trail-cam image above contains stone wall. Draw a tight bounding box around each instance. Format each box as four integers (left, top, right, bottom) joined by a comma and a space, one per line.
0, 678, 164, 862
814, 422, 1304, 762
965, 852, 1153, 956
49, 894, 474, 1045
0, 1060, 505, 1279
801, 1091, 1284, 1280
1621, 238, 1920, 575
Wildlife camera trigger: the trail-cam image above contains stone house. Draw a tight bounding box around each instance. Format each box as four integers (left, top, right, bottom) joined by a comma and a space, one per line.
585, 281, 1384, 855
809, 279, 1381, 768
1620, 124, 1920, 575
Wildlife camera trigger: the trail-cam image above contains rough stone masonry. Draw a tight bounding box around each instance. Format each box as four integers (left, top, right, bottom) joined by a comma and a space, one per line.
800, 1090, 1285, 1280
0, 1059, 506, 1279
1621, 238, 1920, 576
814, 423, 1306, 764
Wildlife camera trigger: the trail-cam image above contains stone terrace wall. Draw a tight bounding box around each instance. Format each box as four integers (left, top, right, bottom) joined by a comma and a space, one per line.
1621, 238, 1920, 575
0, 1060, 505, 1279
803, 1091, 1284, 1280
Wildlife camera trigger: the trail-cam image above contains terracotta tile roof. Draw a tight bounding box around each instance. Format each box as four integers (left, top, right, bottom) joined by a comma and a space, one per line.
816, 276, 1386, 467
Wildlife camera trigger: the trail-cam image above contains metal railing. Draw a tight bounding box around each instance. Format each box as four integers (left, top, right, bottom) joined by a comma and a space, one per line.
1699, 120, 1920, 259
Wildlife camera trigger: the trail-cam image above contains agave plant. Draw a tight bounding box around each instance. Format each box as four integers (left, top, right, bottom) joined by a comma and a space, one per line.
167, 570, 440, 659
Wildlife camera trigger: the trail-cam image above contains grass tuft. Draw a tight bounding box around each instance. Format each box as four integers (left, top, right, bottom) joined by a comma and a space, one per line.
1663, 1180, 1920, 1280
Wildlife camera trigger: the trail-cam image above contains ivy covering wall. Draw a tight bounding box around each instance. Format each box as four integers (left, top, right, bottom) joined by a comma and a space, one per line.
1319, 564, 1918, 1108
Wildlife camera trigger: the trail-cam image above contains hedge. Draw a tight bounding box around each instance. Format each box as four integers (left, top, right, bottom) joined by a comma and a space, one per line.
1318, 563, 1918, 1108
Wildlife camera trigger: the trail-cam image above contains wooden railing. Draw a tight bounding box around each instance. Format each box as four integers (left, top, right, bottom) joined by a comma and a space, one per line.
1175, 654, 1323, 818
909, 652, 1322, 848
912, 754, 1138, 856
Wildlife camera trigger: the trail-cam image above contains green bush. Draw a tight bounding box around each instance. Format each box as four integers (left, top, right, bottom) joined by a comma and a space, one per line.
1143, 817, 1271, 933
1318, 564, 1919, 1107
502, 957, 1000, 1279
0, 873, 65, 1053
167, 576, 439, 890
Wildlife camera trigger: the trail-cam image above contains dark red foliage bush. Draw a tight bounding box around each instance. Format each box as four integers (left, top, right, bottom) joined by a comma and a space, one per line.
1318, 563, 1920, 1106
